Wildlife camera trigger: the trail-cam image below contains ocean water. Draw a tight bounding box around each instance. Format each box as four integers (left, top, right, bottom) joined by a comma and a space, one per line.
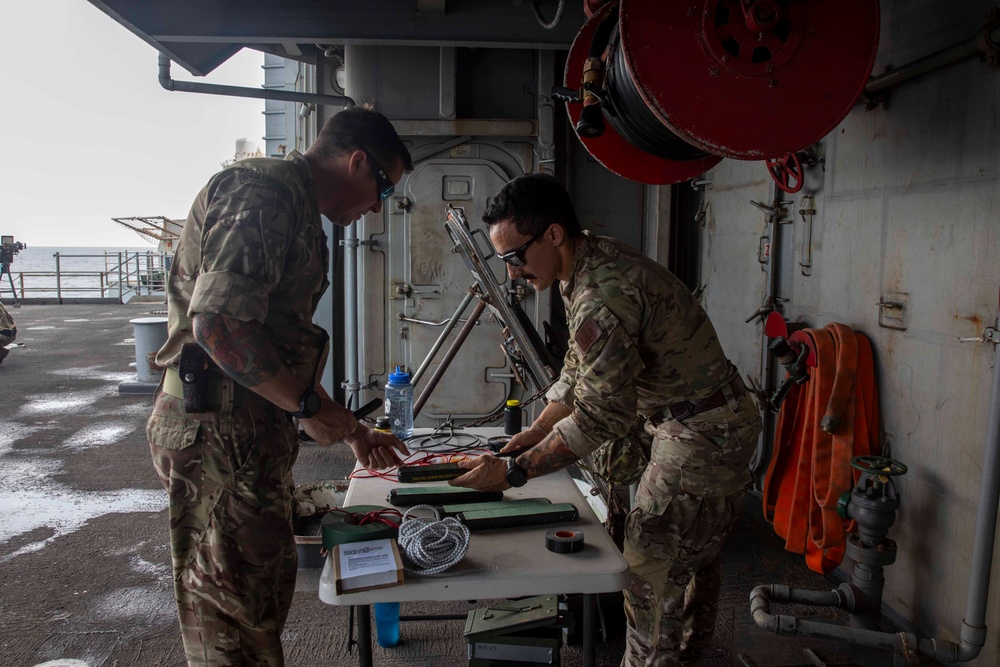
1, 246, 162, 299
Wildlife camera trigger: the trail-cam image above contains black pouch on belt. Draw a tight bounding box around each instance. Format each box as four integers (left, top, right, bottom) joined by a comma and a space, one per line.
179, 343, 210, 413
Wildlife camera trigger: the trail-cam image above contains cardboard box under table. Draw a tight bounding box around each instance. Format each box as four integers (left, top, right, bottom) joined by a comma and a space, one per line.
318, 428, 630, 667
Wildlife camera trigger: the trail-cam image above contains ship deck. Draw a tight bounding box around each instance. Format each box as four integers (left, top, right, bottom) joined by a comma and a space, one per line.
0, 303, 925, 667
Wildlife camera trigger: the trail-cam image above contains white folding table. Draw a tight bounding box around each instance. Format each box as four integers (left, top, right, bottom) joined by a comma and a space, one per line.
318, 428, 630, 667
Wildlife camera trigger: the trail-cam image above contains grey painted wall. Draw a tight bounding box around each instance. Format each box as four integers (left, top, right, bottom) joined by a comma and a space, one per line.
699, 2, 1000, 662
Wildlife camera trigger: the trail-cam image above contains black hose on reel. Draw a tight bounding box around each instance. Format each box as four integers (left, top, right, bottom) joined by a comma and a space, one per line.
603, 24, 710, 161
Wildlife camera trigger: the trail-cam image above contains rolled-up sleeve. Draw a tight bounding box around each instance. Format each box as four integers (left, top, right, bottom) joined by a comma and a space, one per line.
554, 300, 644, 458
189, 271, 269, 323
187, 185, 293, 322
546, 338, 579, 409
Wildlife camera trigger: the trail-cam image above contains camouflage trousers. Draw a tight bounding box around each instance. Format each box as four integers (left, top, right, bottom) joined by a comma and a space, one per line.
621, 388, 760, 667
147, 392, 299, 667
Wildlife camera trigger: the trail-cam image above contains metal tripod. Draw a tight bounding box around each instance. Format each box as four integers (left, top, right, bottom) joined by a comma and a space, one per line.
0, 261, 19, 306
410, 205, 558, 418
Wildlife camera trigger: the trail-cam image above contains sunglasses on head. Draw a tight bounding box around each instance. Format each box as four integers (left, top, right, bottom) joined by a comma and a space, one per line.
498, 228, 547, 267
355, 141, 395, 202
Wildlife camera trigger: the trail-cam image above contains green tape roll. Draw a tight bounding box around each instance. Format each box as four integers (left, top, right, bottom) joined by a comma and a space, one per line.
321, 504, 399, 550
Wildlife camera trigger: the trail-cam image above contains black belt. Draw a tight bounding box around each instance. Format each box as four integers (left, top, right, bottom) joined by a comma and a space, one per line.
653, 376, 747, 423
162, 366, 273, 409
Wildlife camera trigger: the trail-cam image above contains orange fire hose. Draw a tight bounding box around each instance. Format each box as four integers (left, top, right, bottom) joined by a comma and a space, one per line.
763, 323, 880, 574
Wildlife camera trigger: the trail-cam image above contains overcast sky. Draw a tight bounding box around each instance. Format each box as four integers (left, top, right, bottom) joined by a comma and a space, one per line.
0, 1, 265, 247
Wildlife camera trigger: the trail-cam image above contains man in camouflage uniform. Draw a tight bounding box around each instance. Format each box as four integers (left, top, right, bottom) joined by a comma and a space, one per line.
452, 174, 761, 667
148, 106, 413, 666
0, 300, 14, 366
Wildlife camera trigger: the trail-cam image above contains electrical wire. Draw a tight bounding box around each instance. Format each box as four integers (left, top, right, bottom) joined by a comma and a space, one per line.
529, 0, 566, 30
397, 505, 471, 575
406, 423, 486, 454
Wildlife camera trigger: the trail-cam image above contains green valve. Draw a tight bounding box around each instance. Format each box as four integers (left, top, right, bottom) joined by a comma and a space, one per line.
837, 491, 852, 519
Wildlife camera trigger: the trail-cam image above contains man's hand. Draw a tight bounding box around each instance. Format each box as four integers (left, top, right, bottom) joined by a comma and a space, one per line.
500, 426, 545, 454
299, 398, 408, 468
299, 397, 362, 445
449, 455, 510, 492
345, 425, 410, 470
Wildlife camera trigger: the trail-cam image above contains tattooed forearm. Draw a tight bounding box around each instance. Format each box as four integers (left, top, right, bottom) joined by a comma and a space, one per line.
193, 313, 282, 387
518, 434, 580, 479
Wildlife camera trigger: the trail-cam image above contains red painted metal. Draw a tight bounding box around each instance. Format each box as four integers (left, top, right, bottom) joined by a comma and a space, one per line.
766, 152, 804, 193
618, 0, 880, 160
583, 0, 612, 19
564, 2, 722, 185
764, 311, 788, 339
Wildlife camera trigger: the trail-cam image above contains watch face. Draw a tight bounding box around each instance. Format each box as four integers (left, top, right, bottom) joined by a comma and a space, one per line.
297, 388, 321, 418
506, 458, 527, 487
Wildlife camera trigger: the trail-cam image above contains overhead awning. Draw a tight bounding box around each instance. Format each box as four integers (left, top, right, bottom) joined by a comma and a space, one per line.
86, 0, 584, 76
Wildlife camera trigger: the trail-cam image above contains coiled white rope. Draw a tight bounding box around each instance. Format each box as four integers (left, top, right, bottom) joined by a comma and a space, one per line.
397, 505, 471, 575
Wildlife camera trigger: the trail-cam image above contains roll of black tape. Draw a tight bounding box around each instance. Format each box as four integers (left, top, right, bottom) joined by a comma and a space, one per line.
487, 435, 511, 452
545, 528, 585, 554
321, 505, 399, 550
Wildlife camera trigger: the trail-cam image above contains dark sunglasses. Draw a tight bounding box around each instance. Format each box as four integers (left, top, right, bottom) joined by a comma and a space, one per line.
356, 143, 395, 202
498, 228, 546, 267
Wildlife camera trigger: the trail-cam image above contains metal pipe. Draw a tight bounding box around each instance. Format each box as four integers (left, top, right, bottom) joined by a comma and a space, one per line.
583, 593, 596, 667
55, 252, 62, 304
357, 604, 372, 667
344, 226, 361, 410
750, 585, 911, 653
411, 288, 475, 385
750, 583, 847, 615
412, 299, 488, 418
158, 54, 356, 108
751, 179, 784, 482
953, 311, 1000, 662
865, 17, 1000, 96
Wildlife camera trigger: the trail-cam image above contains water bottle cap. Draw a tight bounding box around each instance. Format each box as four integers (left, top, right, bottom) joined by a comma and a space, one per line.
388, 365, 411, 384
506, 399, 520, 407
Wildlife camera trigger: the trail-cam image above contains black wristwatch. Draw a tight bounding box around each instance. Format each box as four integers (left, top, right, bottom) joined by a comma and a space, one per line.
291, 386, 322, 419
506, 456, 528, 488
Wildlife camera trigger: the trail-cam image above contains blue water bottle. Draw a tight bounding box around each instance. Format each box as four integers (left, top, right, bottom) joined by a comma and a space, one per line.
374, 601, 401, 647
385, 366, 414, 438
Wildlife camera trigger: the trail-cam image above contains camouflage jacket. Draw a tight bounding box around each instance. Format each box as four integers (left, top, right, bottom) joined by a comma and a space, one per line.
0, 303, 17, 345
0, 300, 14, 334
548, 233, 735, 458
155, 151, 330, 385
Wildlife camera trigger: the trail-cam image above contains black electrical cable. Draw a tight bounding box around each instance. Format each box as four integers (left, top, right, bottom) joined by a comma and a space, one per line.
601, 24, 711, 161
530, 0, 566, 30
405, 425, 485, 454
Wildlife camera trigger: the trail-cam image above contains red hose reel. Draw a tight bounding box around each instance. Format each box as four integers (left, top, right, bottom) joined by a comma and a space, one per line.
565, 0, 880, 185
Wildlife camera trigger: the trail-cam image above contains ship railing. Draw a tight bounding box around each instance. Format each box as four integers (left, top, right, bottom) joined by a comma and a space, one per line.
1, 251, 171, 304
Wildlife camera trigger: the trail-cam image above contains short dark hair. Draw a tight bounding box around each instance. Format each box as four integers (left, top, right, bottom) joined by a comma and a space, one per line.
309, 106, 413, 172
483, 173, 582, 237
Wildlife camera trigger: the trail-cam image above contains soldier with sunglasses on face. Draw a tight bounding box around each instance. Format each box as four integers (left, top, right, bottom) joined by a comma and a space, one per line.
451, 173, 761, 667
148, 106, 412, 666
